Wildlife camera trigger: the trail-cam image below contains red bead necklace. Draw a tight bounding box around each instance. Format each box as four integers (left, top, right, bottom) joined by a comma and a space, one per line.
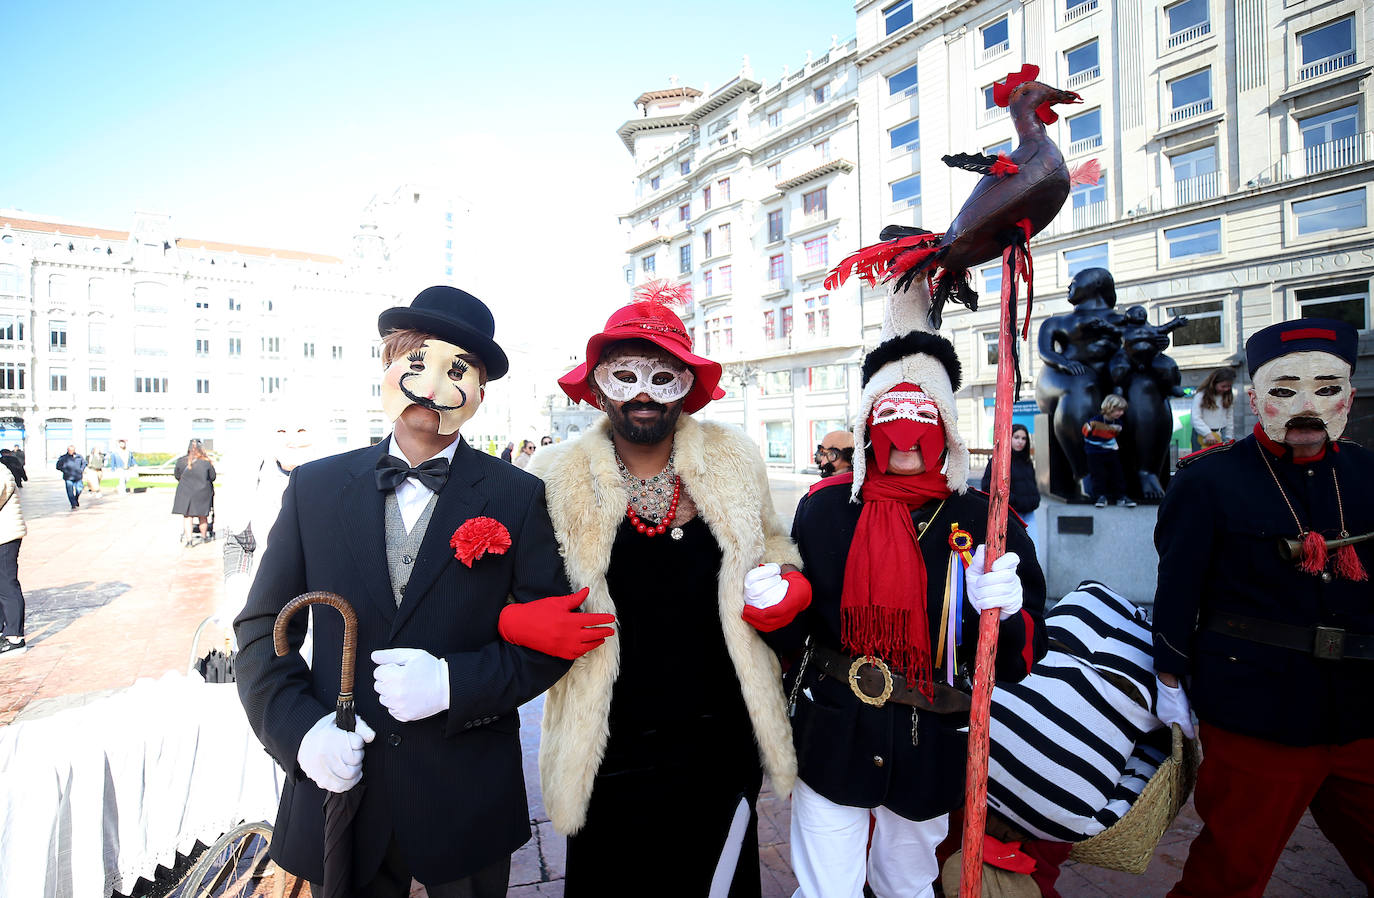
626, 475, 681, 537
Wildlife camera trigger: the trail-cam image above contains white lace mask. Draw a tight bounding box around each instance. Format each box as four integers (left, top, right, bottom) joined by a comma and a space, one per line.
593, 353, 695, 404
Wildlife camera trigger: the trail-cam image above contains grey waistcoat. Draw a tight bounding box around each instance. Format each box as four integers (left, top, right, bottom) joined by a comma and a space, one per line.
384, 491, 438, 607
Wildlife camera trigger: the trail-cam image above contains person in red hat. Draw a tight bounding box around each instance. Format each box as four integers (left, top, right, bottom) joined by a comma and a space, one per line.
505, 281, 811, 897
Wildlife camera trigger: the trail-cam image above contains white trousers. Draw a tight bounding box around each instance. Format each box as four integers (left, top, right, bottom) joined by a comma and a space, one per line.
790, 778, 948, 898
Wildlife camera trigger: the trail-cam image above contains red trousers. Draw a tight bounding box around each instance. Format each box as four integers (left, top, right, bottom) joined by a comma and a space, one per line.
1169, 722, 1374, 897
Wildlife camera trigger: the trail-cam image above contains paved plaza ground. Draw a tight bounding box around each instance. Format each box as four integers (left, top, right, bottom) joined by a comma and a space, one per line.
0, 467, 1362, 896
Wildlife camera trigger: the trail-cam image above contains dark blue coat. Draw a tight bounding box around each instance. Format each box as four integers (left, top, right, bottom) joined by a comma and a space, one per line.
1152, 431, 1374, 746
234, 437, 570, 886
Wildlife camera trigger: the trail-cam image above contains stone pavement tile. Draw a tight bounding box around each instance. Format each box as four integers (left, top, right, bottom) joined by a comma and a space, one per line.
536, 821, 566, 881
507, 885, 562, 897
509, 837, 544, 888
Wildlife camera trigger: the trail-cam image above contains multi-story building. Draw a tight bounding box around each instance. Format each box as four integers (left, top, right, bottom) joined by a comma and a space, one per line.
617, 39, 868, 472
855, 0, 1374, 448
0, 210, 401, 463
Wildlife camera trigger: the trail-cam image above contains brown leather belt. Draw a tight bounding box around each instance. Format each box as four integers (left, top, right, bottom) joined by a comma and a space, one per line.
1205, 613, 1374, 661
812, 644, 972, 714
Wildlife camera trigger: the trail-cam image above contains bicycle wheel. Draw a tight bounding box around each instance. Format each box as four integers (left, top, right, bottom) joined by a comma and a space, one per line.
176, 821, 280, 898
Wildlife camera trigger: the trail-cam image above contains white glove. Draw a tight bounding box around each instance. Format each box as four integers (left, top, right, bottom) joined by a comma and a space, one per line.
743, 563, 789, 609
372, 648, 451, 722
297, 712, 376, 793
1155, 676, 1197, 739
965, 546, 1023, 621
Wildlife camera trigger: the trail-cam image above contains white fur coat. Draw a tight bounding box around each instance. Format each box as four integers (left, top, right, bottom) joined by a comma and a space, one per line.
527, 415, 801, 834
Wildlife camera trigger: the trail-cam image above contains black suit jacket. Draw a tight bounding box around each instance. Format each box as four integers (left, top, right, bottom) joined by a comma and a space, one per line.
234, 437, 571, 886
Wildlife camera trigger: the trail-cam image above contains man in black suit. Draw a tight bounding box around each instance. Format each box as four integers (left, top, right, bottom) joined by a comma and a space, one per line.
236, 286, 597, 898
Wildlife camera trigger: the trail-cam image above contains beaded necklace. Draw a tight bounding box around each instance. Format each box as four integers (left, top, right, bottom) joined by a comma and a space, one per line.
615, 450, 682, 538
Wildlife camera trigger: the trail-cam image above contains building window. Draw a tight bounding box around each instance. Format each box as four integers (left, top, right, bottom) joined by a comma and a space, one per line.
1066, 40, 1100, 88
1164, 219, 1222, 259
1165, 299, 1224, 346
228, 337, 242, 357
814, 139, 831, 161
720, 265, 733, 292
227, 297, 241, 311
981, 264, 1003, 296
768, 110, 781, 128
680, 160, 691, 175
196, 378, 211, 394
980, 17, 1010, 62
983, 332, 1000, 366
1168, 69, 1212, 122
445, 240, 452, 249
803, 236, 829, 270
985, 139, 1014, 157
782, 306, 794, 337
0, 315, 23, 343
1297, 281, 1369, 331
718, 223, 731, 254
768, 209, 784, 242
332, 345, 343, 360
769, 254, 785, 282
767, 161, 781, 181
195, 337, 210, 356
89, 372, 106, 392
1067, 108, 1103, 154
724, 315, 734, 348
0, 363, 25, 391
1299, 105, 1360, 176
1293, 188, 1366, 236
262, 336, 281, 355
372, 383, 382, 398
88, 322, 104, 354
649, 175, 661, 190
1298, 16, 1355, 81
703, 229, 713, 259
1065, 0, 1099, 22
703, 185, 712, 211
888, 62, 919, 96
765, 420, 793, 463
809, 363, 843, 390
813, 84, 829, 104
802, 187, 827, 217
805, 295, 831, 338
889, 118, 920, 151
134, 376, 169, 393
1071, 173, 1108, 229
261, 376, 282, 394
1171, 145, 1219, 204
679, 203, 691, 221
680, 244, 692, 274
303, 342, 315, 358
703, 269, 714, 297
49, 321, 67, 352
49, 369, 67, 392
891, 174, 921, 206
641, 254, 656, 274
1065, 243, 1109, 279
764, 310, 776, 341
885, 0, 913, 34
762, 371, 792, 395
1165, 0, 1210, 49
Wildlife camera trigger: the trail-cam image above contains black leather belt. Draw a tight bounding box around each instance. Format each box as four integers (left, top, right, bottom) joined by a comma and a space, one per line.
1205, 613, 1374, 661
812, 645, 972, 714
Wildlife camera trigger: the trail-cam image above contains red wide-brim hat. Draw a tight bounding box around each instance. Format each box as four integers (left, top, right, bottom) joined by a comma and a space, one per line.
559, 299, 725, 414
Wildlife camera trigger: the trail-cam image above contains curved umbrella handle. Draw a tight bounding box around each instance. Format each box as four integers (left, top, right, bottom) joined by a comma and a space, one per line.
274, 591, 360, 732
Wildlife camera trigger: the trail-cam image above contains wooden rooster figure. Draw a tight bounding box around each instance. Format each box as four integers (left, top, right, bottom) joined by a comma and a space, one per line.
825, 63, 1096, 898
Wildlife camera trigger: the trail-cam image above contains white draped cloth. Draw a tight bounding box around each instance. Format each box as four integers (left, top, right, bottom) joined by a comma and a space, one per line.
0, 671, 283, 898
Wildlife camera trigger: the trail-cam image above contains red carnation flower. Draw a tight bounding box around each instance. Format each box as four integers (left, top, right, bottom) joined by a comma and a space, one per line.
450, 516, 512, 568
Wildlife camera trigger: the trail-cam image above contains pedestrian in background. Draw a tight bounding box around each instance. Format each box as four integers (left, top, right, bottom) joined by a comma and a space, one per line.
172, 439, 216, 545
981, 422, 1042, 552
512, 439, 536, 469
85, 446, 105, 497
500, 441, 515, 463
12, 444, 24, 467
108, 439, 136, 494
0, 463, 26, 659
55, 445, 86, 510
1190, 366, 1236, 451
1, 449, 26, 489
540, 435, 554, 447
813, 430, 855, 478
1082, 395, 1135, 508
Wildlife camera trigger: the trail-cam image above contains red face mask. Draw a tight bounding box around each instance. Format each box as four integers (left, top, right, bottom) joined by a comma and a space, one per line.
867, 382, 944, 474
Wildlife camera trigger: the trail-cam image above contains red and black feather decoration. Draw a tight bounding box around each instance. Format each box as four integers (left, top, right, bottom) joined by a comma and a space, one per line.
633, 279, 692, 308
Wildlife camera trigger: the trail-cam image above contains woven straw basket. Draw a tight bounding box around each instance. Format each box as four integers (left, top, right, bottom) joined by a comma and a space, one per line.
1068, 724, 1201, 874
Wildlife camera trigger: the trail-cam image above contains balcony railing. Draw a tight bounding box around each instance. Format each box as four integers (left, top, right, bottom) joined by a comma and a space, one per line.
980, 40, 1010, 64
1066, 65, 1100, 89
1071, 199, 1109, 229
1169, 97, 1213, 123
1068, 134, 1103, 156
981, 105, 1009, 125
1167, 21, 1211, 49
1268, 131, 1373, 181
1065, 0, 1099, 23
1298, 50, 1355, 81
1172, 170, 1222, 207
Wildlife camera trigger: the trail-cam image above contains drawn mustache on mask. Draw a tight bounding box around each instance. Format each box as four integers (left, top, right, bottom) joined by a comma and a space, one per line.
399, 374, 467, 412
1285, 415, 1327, 430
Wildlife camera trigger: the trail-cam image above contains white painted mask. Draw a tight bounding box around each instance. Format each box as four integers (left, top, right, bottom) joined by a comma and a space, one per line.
593, 353, 694, 404
1248, 350, 1354, 444
382, 338, 484, 435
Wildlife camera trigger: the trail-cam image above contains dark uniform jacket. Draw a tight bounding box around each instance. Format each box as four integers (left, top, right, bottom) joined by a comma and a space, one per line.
768, 478, 1047, 821
1153, 430, 1374, 747
234, 437, 571, 886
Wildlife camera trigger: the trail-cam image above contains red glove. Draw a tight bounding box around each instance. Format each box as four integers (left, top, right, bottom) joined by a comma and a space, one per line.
741, 571, 812, 632
497, 588, 616, 660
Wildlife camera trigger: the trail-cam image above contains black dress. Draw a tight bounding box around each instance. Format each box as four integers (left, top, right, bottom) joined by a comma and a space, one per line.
564, 515, 763, 898
171, 456, 216, 516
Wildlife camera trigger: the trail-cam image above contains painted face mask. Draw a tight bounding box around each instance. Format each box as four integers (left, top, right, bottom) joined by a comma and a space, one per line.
867, 382, 945, 474
382, 338, 484, 435
1248, 350, 1354, 444
593, 353, 694, 404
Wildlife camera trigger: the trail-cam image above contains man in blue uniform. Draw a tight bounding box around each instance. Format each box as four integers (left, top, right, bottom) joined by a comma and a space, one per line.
1153, 317, 1374, 897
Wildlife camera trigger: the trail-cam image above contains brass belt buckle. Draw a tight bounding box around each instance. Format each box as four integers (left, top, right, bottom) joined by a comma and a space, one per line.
848, 655, 894, 708
1313, 626, 1346, 660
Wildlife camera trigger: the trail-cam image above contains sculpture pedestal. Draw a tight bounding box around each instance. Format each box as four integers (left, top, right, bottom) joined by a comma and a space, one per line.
1042, 497, 1159, 608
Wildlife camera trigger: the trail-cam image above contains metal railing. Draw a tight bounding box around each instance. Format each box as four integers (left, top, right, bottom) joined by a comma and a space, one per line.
1167, 21, 1211, 49
1068, 135, 1103, 156
1072, 200, 1109, 230
1169, 97, 1213, 123
980, 40, 1010, 64
1298, 50, 1355, 81
1065, 0, 1099, 23
982, 105, 1009, 125
1269, 131, 1373, 181
1066, 65, 1100, 89
1171, 170, 1221, 206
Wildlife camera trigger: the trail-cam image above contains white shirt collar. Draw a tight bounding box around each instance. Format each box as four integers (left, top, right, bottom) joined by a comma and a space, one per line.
388, 432, 461, 468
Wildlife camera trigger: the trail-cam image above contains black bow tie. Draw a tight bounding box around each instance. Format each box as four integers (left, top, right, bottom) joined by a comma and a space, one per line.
376, 455, 450, 493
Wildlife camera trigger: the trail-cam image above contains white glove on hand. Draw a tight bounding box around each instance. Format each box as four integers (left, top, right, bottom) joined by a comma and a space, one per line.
965, 546, 1023, 621
372, 648, 451, 722
297, 712, 375, 793
743, 563, 789, 610
1155, 676, 1197, 739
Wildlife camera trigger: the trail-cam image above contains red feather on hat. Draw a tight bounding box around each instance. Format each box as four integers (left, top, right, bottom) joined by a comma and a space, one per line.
634, 279, 692, 308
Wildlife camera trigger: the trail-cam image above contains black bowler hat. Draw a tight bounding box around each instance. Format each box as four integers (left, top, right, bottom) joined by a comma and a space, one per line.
1245, 317, 1358, 376
377, 286, 510, 381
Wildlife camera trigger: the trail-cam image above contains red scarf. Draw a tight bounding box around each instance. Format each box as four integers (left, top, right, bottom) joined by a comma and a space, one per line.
841, 467, 951, 700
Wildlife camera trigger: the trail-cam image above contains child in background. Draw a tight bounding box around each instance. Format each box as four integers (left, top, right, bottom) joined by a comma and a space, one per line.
1082, 394, 1135, 508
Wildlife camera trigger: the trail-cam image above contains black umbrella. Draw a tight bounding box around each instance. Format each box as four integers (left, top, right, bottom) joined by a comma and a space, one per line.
274, 591, 361, 898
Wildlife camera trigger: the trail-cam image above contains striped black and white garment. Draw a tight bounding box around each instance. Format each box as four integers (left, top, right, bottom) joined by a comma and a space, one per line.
987, 580, 1169, 843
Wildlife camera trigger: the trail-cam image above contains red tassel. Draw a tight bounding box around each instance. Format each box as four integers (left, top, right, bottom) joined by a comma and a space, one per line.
1299, 531, 1328, 575
1335, 544, 1368, 582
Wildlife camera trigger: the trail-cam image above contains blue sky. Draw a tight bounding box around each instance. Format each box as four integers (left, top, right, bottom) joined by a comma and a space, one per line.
3, 0, 856, 267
